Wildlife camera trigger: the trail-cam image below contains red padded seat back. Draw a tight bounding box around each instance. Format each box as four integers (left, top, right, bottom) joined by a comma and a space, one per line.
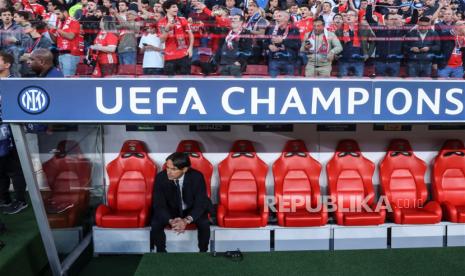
273, 140, 321, 210
43, 140, 92, 196
327, 140, 375, 209
175, 140, 213, 198
218, 140, 268, 213
106, 140, 157, 212
433, 140, 465, 206
380, 139, 427, 208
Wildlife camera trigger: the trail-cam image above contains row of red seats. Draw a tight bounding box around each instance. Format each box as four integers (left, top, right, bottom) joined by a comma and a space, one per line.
93, 139, 465, 229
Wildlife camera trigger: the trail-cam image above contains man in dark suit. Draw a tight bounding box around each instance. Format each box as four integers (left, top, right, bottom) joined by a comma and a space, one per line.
151, 152, 210, 253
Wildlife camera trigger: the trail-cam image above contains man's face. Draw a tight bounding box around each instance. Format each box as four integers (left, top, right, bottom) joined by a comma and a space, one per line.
346, 11, 356, 23
118, 2, 128, 12
301, 7, 312, 18
322, 3, 331, 13
248, 3, 258, 14
47, 2, 56, 12
103, 0, 112, 7
54, 10, 65, 20
290, 5, 298, 13
0, 56, 11, 75
276, 12, 289, 25
387, 14, 402, 26
87, 2, 97, 12
418, 21, 430, 33
154, 3, 162, 12
166, 4, 178, 16
13, 13, 24, 23
360, 1, 367, 9
154, 11, 163, 21
229, 15, 242, 29
27, 53, 43, 74
1, 11, 12, 25
226, 0, 235, 8
127, 12, 136, 21
166, 160, 187, 180
443, 9, 453, 22
314, 21, 324, 34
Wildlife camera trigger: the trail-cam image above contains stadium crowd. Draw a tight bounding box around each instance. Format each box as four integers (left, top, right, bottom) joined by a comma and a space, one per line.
1, 0, 465, 78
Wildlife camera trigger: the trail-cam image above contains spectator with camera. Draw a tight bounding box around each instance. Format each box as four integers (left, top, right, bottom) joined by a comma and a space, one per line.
139, 21, 165, 75
89, 15, 119, 77
212, 13, 252, 76
334, 9, 375, 77
264, 10, 301, 77
403, 16, 440, 77
158, 0, 194, 75
302, 18, 342, 77
80, 0, 102, 51
49, 5, 82, 76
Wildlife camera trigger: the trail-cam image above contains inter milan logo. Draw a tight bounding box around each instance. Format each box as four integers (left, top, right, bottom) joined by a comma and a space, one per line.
18, 86, 49, 114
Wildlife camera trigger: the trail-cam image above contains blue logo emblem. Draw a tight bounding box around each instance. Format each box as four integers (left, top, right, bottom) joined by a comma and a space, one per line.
18, 86, 50, 114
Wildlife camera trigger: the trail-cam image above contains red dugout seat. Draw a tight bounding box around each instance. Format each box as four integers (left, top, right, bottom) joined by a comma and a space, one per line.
273, 140, 327, 227
42, 140, 92, 228
326, 140, 386, 226
95, 140, 157, 228
433, 140, 465, 223
175, 140, 213, 198
217, 140, 268, 227
380, 139, 441, 224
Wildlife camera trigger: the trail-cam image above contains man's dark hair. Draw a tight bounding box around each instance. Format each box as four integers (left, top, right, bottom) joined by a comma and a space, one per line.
56, 5, 68, 12
30, 20, 47, 31
166, 152, 191, 169
419, 16, 431, 23
162, 0, 178, 13
299, 5, 311, 10
14, 10, 30, 20
0, 8, 13, 15
313, 18, 325, 26
0, 51, 14, 66
49, 0, 61, 8
118, 0, 129, 6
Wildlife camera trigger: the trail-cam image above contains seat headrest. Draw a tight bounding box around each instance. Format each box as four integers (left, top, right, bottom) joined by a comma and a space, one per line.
54, 140, 82, 158
120, 140, 148, 159
282, 140, 308, 158
176, 140, 202, 158
440, 139, 465, 157
335, 139, 361, 157
386, 139, 413, 157
230, 140, 256, 158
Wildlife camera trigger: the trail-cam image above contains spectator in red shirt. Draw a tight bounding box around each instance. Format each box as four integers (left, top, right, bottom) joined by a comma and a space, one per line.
296, 5, 314, 41
22, 0, 45, 19
51, 5, 82, 76
89, 15, 119, 77
158, 0, 194, 75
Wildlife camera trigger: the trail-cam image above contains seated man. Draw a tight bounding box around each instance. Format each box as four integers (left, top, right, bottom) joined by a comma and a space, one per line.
151, 152, 210, 253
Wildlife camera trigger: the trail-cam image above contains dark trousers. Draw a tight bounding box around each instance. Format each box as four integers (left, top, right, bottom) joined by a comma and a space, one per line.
164, 56, 191, 76
220, 64, 242, 77
0, 149, 26, 203
407, 61, 432, 77
151, 212, 210, 252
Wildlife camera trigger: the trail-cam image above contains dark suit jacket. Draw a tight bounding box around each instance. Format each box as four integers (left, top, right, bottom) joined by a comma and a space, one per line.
152, 168, 210, 224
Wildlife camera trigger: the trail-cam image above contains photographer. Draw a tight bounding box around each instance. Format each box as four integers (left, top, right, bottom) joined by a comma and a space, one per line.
80, 0, 102, 51
88, 15, 119, 77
